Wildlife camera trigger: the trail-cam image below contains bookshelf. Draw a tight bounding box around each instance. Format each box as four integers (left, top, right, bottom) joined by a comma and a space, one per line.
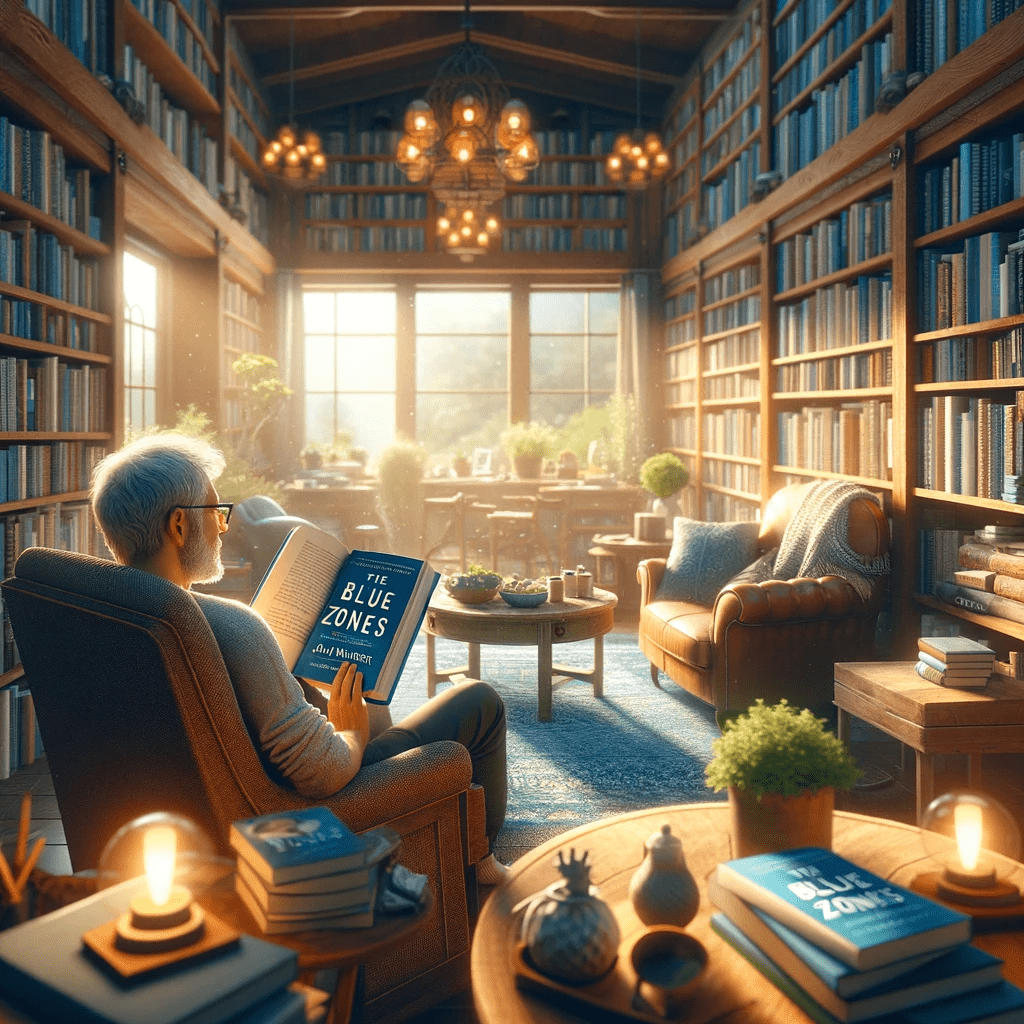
220, 266, 265, 439
663, 80, 701, 262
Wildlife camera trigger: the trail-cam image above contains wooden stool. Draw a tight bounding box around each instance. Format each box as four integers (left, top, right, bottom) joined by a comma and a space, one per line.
422, 492, 479, 572
486, 495, 562, 578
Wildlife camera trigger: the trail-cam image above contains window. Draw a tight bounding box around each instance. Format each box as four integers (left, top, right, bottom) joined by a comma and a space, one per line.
529, 289, 618, 427
415, 289, 509, 455
122, 252, 160, 432
303, 290, 397, 461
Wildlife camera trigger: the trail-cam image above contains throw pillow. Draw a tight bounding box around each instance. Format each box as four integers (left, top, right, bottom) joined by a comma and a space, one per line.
655, 518, 761, 606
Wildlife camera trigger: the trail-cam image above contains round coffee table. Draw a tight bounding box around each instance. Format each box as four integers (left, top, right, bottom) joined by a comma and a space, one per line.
471, 805, 1024, 1024
422, 588, 618, 721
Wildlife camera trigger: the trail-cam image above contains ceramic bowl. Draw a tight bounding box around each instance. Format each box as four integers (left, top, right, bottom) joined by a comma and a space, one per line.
500, 589, 548, 608
630, 927, 708, 1016
446, 585, 500, 604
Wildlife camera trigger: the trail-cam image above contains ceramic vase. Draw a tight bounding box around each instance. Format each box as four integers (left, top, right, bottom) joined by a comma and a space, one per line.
728, 785, 834, 858
628, 823, 700, 928
520, 850, 620, 984
651, 492, 681, 524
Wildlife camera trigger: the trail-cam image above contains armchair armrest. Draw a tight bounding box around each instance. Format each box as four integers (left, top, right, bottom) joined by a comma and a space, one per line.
711, 575, 862, 646
637, 558, 667, 609
321, 739, 473, 834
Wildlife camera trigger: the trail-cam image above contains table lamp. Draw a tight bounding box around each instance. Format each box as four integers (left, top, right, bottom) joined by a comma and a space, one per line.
910, 791, 1023, 928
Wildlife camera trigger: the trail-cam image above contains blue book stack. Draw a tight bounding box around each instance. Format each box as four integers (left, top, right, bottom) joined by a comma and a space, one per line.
710, 847, 1024, 1024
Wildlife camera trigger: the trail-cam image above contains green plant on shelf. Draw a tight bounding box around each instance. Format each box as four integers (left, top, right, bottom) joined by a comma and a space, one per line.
639, 452, 689, 498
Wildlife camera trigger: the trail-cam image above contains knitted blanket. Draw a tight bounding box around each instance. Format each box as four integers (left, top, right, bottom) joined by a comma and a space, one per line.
772, 480, 890, 600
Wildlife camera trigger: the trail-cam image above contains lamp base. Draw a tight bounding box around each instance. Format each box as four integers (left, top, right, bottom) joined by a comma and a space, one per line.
909, 871, 1024, 932
83, 910, 240, 979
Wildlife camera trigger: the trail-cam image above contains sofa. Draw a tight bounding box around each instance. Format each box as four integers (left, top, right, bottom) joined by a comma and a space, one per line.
637, 482, 891, 722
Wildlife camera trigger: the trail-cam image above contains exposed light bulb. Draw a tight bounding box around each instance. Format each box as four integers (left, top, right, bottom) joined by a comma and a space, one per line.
448, 231, 461, 246
486, 217, 498, 232
462, 209, 474, 221
407, 144, 420, 159
438, 217, 450, 231
955, 802, 984, 871
477, 232, 488, 246
461, 224, 472, 237
143, 826, 176, 908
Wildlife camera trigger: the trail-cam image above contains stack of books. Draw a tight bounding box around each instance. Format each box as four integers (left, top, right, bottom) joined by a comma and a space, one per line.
916, 635, 995, 688
231, 807, 399, 935
709, 846, 1024, 1024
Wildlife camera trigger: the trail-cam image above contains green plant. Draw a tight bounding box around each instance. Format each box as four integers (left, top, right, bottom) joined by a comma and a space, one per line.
233, 353, 293, 469
639, 452, 690, 498
375, 439, 426, 555
501, 421, 556, 460
705, 700, 860, 799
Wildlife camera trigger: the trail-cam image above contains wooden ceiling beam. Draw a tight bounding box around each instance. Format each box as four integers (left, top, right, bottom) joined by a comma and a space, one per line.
225, 3, 729, 19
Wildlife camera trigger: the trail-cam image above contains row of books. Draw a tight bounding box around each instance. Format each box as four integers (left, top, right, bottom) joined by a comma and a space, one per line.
775, 35, 893, 180
918, 394, 1022, 498
703, 369, 760, 401
934, 531, 1024, 627
920, 326, 1024, 383
303, 192, 428, 221
0, 355, 107, 434
919, 133, 1024, 235
672, 125, 699, 169
703, 7, 760, 96
666, 410, 696, 449
664, 344, 696, 380
919, 230, 1024, 332
777, 399, 893, 481
123, 46, 220, 199
228, 61, 271, 141
776, 274, 893, 356
0, 227, 101, 310
705, 327, 760, 371
703, 293, 761, 336
701, 457, 760, 492
773, 0, 893, 111
701, 139, 762, 231
704, 490, 761, 520
665, 380, 696, 405
227, 102, 261, 164
0, 682, 40, 779
22, 0, 110, 75
703, 104, 761, 177
702, 50, 760, 142
233, 167, 270, 246
303, 226, 426, 253
710, 845, 1024, 1024
0, 118, 100, 240
705, 263, 761, 303
223, 277, 261, 324
915, 633, 995, 687
774, 0, 890, 71
669, 95, 698, 138
776, 348, 892, 393
0, 443, 108, 502
0, 298, 96, 351
913, 0, 1024, 76
127, 0, 217, 96
506, 227, 629, 252
775, 195, 893, 293
665, 288, 696, 323
703, 407, 760, 460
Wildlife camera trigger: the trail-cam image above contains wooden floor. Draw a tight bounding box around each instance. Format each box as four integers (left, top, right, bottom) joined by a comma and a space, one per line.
3, 661, 1023, 1024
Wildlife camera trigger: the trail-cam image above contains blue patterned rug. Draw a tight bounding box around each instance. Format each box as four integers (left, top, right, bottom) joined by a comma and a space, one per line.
390, 632, 727, 855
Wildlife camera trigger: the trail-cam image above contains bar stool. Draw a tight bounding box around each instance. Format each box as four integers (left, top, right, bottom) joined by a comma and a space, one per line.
486, 495, 563, 578
422, 492, 482, 572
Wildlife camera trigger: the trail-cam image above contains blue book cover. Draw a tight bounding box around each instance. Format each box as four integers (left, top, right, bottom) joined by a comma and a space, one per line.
965, 234, 981, 323
229, 806, 368, 886
959, 142, 972, 218
0, 876, 297, 1024
251, 523, 439, 705
714, 847, 971, 970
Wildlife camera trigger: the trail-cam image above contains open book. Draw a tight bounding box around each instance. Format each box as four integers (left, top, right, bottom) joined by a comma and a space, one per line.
250, 523, 439, 704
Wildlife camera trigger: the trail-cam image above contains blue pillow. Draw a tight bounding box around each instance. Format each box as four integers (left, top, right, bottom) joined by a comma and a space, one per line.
655, 518, 761, 605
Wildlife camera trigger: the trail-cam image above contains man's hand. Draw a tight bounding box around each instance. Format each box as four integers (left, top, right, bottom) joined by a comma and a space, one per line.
327, 662, 370, 749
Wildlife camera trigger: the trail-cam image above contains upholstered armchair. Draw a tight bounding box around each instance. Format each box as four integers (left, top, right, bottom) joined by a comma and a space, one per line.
225, 495, 312, 594
2, 548, 486, 1024
637, 481, 890, 722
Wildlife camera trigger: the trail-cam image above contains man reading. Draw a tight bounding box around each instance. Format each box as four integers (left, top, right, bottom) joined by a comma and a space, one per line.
90, 434, 509, 883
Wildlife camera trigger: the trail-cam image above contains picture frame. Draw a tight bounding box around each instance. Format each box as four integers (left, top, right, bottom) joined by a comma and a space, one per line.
471, 448, 493, 476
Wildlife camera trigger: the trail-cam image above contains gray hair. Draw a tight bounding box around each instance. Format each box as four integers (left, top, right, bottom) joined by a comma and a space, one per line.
91, 434, 226, 563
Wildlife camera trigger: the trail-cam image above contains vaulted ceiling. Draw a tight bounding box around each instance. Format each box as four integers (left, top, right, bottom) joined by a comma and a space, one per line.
221, 1, 738, 132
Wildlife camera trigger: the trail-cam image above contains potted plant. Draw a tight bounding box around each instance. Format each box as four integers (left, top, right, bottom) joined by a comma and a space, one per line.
705, 700, 860, 858
557, 450, 579, 480
639, 452, 690, 522
501, 421, 556, 480
375, 439, 426, 556
452, 451, 472, 478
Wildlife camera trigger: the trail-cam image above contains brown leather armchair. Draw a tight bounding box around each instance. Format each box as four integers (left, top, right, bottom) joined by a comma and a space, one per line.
637, 482, 890, 722
2, 548, 487, 1024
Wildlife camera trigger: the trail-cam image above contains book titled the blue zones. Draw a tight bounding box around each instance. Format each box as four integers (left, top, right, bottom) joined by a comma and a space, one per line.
230, 807, 368, 886
715, 847, 971, 970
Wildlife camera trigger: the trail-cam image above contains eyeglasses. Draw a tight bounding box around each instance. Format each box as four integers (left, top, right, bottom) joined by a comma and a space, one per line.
176, 503, 233, 525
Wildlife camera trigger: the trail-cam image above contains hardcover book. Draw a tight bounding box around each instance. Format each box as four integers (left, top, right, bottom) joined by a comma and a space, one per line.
917, 651, 993, 675
0, 877, 297, 1024
918, 636, 996, 660
229, 807, 371, 886
236, 857, 375, 916
250, 522, 439, 704
714, 847, 971, 970
235, 871, 376, 935
915, 660, 990, 688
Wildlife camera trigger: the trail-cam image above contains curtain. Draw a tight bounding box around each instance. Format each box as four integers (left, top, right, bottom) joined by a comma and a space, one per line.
619, 270, 663, 451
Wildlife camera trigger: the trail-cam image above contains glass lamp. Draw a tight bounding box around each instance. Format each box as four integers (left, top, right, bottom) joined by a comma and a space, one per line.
910, 791, 1023, 925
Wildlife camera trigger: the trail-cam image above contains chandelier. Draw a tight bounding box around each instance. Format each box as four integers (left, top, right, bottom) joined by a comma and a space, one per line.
262, 17, 326, 184
395, 0, 539, 259
605, 10, 670, 190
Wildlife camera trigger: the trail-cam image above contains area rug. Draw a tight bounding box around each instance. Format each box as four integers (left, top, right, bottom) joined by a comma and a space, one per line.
390, 632, 727, 857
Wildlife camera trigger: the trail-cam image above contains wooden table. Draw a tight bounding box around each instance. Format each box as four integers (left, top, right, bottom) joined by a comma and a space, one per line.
834, 661, 1024, 822
471, 804, 1024, 1024
200, 881, 434, 1024
422, 588, 617, 721
588, 533, 672, 618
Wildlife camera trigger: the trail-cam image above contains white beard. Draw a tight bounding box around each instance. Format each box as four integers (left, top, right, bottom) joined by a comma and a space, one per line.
181, 529, 224, 585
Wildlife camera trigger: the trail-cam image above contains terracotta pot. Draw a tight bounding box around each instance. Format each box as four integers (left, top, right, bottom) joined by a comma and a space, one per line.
728, 785, 834, 858
514, 455, 543, 480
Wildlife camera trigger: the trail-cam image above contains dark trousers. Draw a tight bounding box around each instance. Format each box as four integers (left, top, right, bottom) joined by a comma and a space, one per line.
362, 680, 507, 842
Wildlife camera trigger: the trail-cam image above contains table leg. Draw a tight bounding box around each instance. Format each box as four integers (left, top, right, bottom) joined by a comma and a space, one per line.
426, 632, 438, 698
592, 633, 604, 699
537, 622, 553, 722
468, 642, 481, 681
327, 966, 359, 1024
837, 706, 850, 746
916, 751, 936, 824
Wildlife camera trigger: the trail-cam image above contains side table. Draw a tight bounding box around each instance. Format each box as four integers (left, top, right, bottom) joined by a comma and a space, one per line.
589, 534, 671, 618
834, 661, 1024, 822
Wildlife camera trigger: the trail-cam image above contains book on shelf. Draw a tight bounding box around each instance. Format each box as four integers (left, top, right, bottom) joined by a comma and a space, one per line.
917, 650, 993, 676
934, 581, 1024, 624
229, 807, 383, 887
915, 660, 990, 688
0, 876, 297, 1024
250, 522, 439, 704
953, 570, 996, 591
711, 913, 1024, 1024
959, 542, 1024, 581
714, 847, 971, 971
235, 868, 377, 935
918, 636, 995, 661
707, 878, 1002, 1020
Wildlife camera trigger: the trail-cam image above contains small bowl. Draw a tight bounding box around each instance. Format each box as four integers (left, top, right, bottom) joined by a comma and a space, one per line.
500, 589, 548, 608
445, 584, 500, 604
630, 927, 708, 1017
